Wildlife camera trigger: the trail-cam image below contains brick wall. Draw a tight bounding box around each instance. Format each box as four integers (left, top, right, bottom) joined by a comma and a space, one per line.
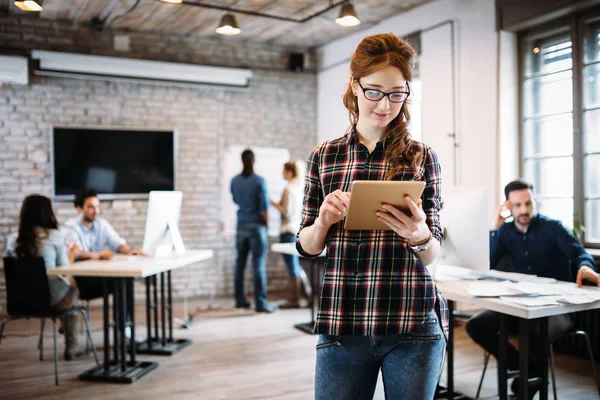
0, 17, 318, 314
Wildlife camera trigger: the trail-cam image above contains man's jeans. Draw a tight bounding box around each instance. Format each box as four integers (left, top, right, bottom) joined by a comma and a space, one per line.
315, 310, 446, 400
235, 223, 269, 309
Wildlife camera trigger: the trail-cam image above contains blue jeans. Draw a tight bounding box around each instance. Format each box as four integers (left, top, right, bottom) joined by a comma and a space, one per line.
315, 310, 446, 400
279, 232, 302, 278
235, 223, 269, 309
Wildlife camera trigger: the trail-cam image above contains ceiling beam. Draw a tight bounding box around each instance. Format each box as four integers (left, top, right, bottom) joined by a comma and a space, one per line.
165, 0, 348, 23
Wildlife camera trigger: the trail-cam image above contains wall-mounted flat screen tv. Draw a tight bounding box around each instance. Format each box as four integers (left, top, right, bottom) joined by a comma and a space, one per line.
52, 127, 175, 199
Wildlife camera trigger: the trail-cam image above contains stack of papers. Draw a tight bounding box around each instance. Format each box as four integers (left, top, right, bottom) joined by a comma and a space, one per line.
466, 281, 562, 297
499, 296, 562, 307
467, 280, 600, 307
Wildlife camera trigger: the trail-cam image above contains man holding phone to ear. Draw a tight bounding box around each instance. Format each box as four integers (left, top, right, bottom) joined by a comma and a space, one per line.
466, 179, 598, 399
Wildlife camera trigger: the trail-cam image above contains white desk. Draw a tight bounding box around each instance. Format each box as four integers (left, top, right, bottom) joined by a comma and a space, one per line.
435, 265, 600, 400
270, 242, 326, 334
47, 250, 214, 279
47, 249, 213, 383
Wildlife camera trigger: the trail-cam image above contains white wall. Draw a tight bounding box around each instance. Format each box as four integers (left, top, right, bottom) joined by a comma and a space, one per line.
316, 0, 500, 215
498, 30, 520, 202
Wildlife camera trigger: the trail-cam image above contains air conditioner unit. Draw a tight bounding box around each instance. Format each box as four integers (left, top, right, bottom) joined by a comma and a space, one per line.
0, 55, 28, 85
31, 50, 252, 88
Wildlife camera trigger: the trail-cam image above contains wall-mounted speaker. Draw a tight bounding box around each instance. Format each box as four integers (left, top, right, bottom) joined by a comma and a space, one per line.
288, 53, 304, 72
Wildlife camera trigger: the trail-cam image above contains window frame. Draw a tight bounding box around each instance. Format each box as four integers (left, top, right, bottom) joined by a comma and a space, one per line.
518, 6, 600, 248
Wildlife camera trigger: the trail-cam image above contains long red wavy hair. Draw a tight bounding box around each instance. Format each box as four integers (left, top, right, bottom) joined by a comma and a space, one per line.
343, 33, 423, 179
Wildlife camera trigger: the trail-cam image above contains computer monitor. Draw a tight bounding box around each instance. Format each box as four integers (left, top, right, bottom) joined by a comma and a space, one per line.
436, 185, 490, 272
142, 191, 185, 257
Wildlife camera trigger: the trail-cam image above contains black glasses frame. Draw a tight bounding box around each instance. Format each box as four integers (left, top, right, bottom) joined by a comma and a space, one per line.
356, 80, 411, 103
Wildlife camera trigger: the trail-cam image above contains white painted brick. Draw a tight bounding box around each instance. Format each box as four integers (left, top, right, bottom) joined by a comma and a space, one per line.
0, 25, 317, 312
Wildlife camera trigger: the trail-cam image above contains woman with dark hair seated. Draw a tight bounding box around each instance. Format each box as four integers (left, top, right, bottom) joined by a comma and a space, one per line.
5, 194, 85, 360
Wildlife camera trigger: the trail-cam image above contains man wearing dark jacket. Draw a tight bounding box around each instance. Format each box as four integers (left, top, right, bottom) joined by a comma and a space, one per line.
466, 179, 598, 399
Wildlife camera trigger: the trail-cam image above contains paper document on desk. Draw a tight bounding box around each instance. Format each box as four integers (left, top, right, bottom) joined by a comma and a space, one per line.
556, 295, 600, 305
486, 270, 557, 283
466, 281, 562, 297
467, 281, 519, 297
499, 296, 563, 307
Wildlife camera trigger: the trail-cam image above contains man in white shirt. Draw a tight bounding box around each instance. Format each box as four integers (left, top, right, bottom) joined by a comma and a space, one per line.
61, 189, 144, 299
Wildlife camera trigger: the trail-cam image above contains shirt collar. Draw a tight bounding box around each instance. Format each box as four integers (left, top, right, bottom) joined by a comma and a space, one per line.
511, 213, 540, 234
346, 127, 386, 151
78, 217, 95, 232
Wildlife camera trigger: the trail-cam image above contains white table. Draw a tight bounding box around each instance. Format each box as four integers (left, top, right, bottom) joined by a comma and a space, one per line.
435, 265, 600, 400
47, 249, 213, 383
270, 243, 326, 334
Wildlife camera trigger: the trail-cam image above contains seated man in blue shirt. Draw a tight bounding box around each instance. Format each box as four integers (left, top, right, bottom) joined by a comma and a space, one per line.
61, 189, 144, 300
466, 179, 599, 399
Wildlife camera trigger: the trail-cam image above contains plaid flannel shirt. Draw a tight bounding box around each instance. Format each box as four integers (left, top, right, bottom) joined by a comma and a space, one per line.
296, 130, 449, 339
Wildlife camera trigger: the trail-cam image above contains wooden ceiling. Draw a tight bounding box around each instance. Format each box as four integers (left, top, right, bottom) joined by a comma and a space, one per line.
8, 0, 433, 49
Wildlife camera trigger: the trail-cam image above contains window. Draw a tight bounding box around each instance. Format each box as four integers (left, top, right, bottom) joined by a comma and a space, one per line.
583, 16, 600, 244
520, 8, 600, 246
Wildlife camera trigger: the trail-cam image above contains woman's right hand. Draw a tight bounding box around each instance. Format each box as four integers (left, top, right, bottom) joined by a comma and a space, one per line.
315, 190, 351, 229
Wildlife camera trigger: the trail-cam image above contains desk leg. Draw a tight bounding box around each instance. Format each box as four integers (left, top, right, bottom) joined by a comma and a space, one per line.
137, 272, 192, 356
519, 319, 530, 400
435, 301, 469, 400
498, 314, 508, 400
145, 277, 152, 350
119, 280, 127, 372
79, 277, 158, 383
128, 278, 136, 365
103, 278, 110, 372
113, 280, 119, 363
168, 270, 173, 342
539, 318, 549, 400
153, 275, 159, 341
448, 300, 455, 397
161, 272, 166, 347
294, 258, 318, 335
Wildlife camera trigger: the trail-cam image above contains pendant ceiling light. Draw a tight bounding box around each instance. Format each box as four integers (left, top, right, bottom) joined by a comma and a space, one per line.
335, 2, 360, 27
13, 0, 43, 12
216, 13, 241, 36
160, 0, 183, 4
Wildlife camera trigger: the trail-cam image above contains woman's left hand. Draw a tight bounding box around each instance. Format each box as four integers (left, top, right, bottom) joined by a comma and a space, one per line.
376, 196, 431, 245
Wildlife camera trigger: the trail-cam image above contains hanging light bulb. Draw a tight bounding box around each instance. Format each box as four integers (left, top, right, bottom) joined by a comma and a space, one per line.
336, 2, 360, 27
13, 0, 43, 11
160, 0, 183, 3
216, 13, 241, 36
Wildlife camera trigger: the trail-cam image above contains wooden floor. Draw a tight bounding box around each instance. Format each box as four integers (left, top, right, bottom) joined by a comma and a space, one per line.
0, 299, 598, 400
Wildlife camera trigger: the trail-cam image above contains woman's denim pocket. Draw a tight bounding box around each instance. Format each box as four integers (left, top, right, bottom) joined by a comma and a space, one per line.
316, 335, 342, 350
404, 311, 442, 341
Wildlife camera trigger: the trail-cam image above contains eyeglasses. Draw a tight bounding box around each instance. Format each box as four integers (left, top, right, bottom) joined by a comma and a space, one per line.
356, 80, 410, 103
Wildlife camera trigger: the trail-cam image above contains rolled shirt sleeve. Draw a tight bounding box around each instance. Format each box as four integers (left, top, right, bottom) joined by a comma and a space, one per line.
422, 146, 444, 244
103, 221, 127, 252
296, 147, 324, 258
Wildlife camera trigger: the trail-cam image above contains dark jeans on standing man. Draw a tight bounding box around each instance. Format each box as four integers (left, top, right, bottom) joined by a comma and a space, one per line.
235, 223, 269, 309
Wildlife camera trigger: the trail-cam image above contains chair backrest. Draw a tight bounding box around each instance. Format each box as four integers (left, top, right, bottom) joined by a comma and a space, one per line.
3, 256, 53, 316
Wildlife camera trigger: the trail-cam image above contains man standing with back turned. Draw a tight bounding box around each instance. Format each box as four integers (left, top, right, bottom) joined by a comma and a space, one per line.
231, 149, 277, 313
466, 179, 598, 399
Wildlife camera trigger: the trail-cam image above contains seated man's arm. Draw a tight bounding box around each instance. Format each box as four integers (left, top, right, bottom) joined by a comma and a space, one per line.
104, 221, 144, 256
73, 248, 113, 261
554, 222, 598, 286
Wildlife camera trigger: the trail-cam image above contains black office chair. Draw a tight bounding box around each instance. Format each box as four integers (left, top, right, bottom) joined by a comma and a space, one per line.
475, 329, 600, 399
0, 257, 100, 385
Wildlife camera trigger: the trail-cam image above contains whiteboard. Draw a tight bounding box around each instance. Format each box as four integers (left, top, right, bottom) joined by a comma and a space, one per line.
222, 146, 291, 237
